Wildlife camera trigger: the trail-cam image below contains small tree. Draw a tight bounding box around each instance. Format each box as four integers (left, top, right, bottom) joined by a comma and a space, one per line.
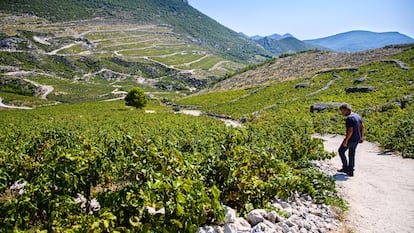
125, 87, 149, 109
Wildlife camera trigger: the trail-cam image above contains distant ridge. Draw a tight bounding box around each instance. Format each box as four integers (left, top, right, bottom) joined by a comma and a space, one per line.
250, 33, 293, 41
255, 36, 328, 56
305, 30, 414, 52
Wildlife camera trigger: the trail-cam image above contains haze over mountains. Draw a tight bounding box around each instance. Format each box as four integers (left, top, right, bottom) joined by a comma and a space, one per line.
251, 33, 294, 41
253, 37, 327, 56
249, 31, 414, 54
305, 30, 414, 52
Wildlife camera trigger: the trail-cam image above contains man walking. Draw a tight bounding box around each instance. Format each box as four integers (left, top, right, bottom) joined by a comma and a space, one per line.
338, 103, 364, 176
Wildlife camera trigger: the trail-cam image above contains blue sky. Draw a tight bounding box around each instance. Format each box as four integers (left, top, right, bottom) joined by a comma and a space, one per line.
188, 0, 414, 40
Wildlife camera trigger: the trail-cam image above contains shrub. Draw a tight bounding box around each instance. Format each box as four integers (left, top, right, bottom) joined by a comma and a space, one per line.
386, 112, 414, 158
125, 87, 149, 109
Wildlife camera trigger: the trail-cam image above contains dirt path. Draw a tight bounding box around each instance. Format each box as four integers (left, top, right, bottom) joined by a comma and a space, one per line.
0, 98, 33, 110
174, 54, 210, 67
306, 79, 338, 97
144, 109, 243, 127
315, 134, 414, 233
22, 79, 54, 99
252, 78, 339, 116
210, 60, 231, 71
47, 43, 79, 55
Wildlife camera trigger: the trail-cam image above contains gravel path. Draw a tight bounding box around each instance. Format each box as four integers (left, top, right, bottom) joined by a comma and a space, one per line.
22, 79, 54, 99
47, 42, 79, 55
315, 134, 414, 233
0, 98, 33, 110
253, 77, 338, 116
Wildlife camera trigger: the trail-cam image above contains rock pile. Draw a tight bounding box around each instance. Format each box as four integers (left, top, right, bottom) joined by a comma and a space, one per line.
73, 193, 101, 215
10, 180, 27, 196
381, 59, 410, 70
345, 86, 375, 94
353, 77, 368, 84
198, 192, 340, 233
295, 82, 310, 88
310, 102, 342, 113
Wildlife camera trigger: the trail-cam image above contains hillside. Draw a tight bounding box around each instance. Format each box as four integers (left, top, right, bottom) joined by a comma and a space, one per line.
176, 45, 414, 157
0, 1, 269, 100
306, 30, 414, 52
173, 46, 414, 232
0, 0, 271, 62
255, 36, 327, 56
211, 45, 412, 90
1, 19, 413, 232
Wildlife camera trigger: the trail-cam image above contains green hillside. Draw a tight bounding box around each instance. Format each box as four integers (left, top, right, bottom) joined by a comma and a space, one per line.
0, 0, 271, 62
0, 0, 273, 95
0, 13, 246, 94
1, 1, 413, 231
1, 44, 413, 232
176, 46, 414, 158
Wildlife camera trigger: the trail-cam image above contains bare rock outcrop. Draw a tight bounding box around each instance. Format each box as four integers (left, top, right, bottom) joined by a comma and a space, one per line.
382, 59, 410, 70
345, 86, 375, 94
310, 102, 342, 113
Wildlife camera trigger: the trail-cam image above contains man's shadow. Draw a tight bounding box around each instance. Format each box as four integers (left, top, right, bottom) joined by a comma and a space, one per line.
333, 173, 349, 181
377, 150, 393, 156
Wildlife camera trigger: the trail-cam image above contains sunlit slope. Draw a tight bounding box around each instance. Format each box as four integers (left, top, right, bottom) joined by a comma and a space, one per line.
0, 0, 271, 62
176, 46, 414, 157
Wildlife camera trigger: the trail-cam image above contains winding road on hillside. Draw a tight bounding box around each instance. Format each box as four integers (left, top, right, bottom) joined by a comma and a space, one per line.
315, 134, 414, 233
47, 42, 80, 55
22, 79, 54, 99
0, 78, 54, 109
0, 98, 33, 109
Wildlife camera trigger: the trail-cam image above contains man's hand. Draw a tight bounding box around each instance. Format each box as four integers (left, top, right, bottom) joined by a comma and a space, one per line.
359, 139, 364, 143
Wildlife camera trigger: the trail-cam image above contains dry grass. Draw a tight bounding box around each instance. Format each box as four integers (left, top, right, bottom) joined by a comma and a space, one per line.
213, 46, 410, 91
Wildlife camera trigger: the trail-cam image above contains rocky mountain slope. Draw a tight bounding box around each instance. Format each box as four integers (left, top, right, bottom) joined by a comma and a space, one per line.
1, 0, 275, 98
211, 45, 412, 90
0, 0, 271, 62
251, 33, 294, 41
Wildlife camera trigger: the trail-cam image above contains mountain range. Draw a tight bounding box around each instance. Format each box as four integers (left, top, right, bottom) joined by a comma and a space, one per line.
305, 30, 414, 52
249, 31, 414, 55
2, 0, 413, 60
251, 33, 294, 41
254, 37, 327, 56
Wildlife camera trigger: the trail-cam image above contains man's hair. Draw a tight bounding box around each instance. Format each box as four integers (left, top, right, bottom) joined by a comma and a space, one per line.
339, 103, 352, 111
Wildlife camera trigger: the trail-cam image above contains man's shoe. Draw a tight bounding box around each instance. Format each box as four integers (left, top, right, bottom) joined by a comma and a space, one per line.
337, 168, 348, 173
347, 170, 354, 176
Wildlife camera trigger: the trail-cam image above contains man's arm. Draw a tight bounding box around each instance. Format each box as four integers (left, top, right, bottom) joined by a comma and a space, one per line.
360, 122, 365, 143
343, 127, 353, 147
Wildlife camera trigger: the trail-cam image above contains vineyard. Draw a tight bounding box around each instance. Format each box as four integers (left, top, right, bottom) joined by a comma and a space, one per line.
0, 12, 245, 95
0, 101, 338, 232
177, 46, 414, 158
1, 25, 413, 230
1, 0, 413, 231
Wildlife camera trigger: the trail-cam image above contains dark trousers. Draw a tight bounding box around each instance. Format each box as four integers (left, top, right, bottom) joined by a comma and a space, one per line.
338, 141, 359, 171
